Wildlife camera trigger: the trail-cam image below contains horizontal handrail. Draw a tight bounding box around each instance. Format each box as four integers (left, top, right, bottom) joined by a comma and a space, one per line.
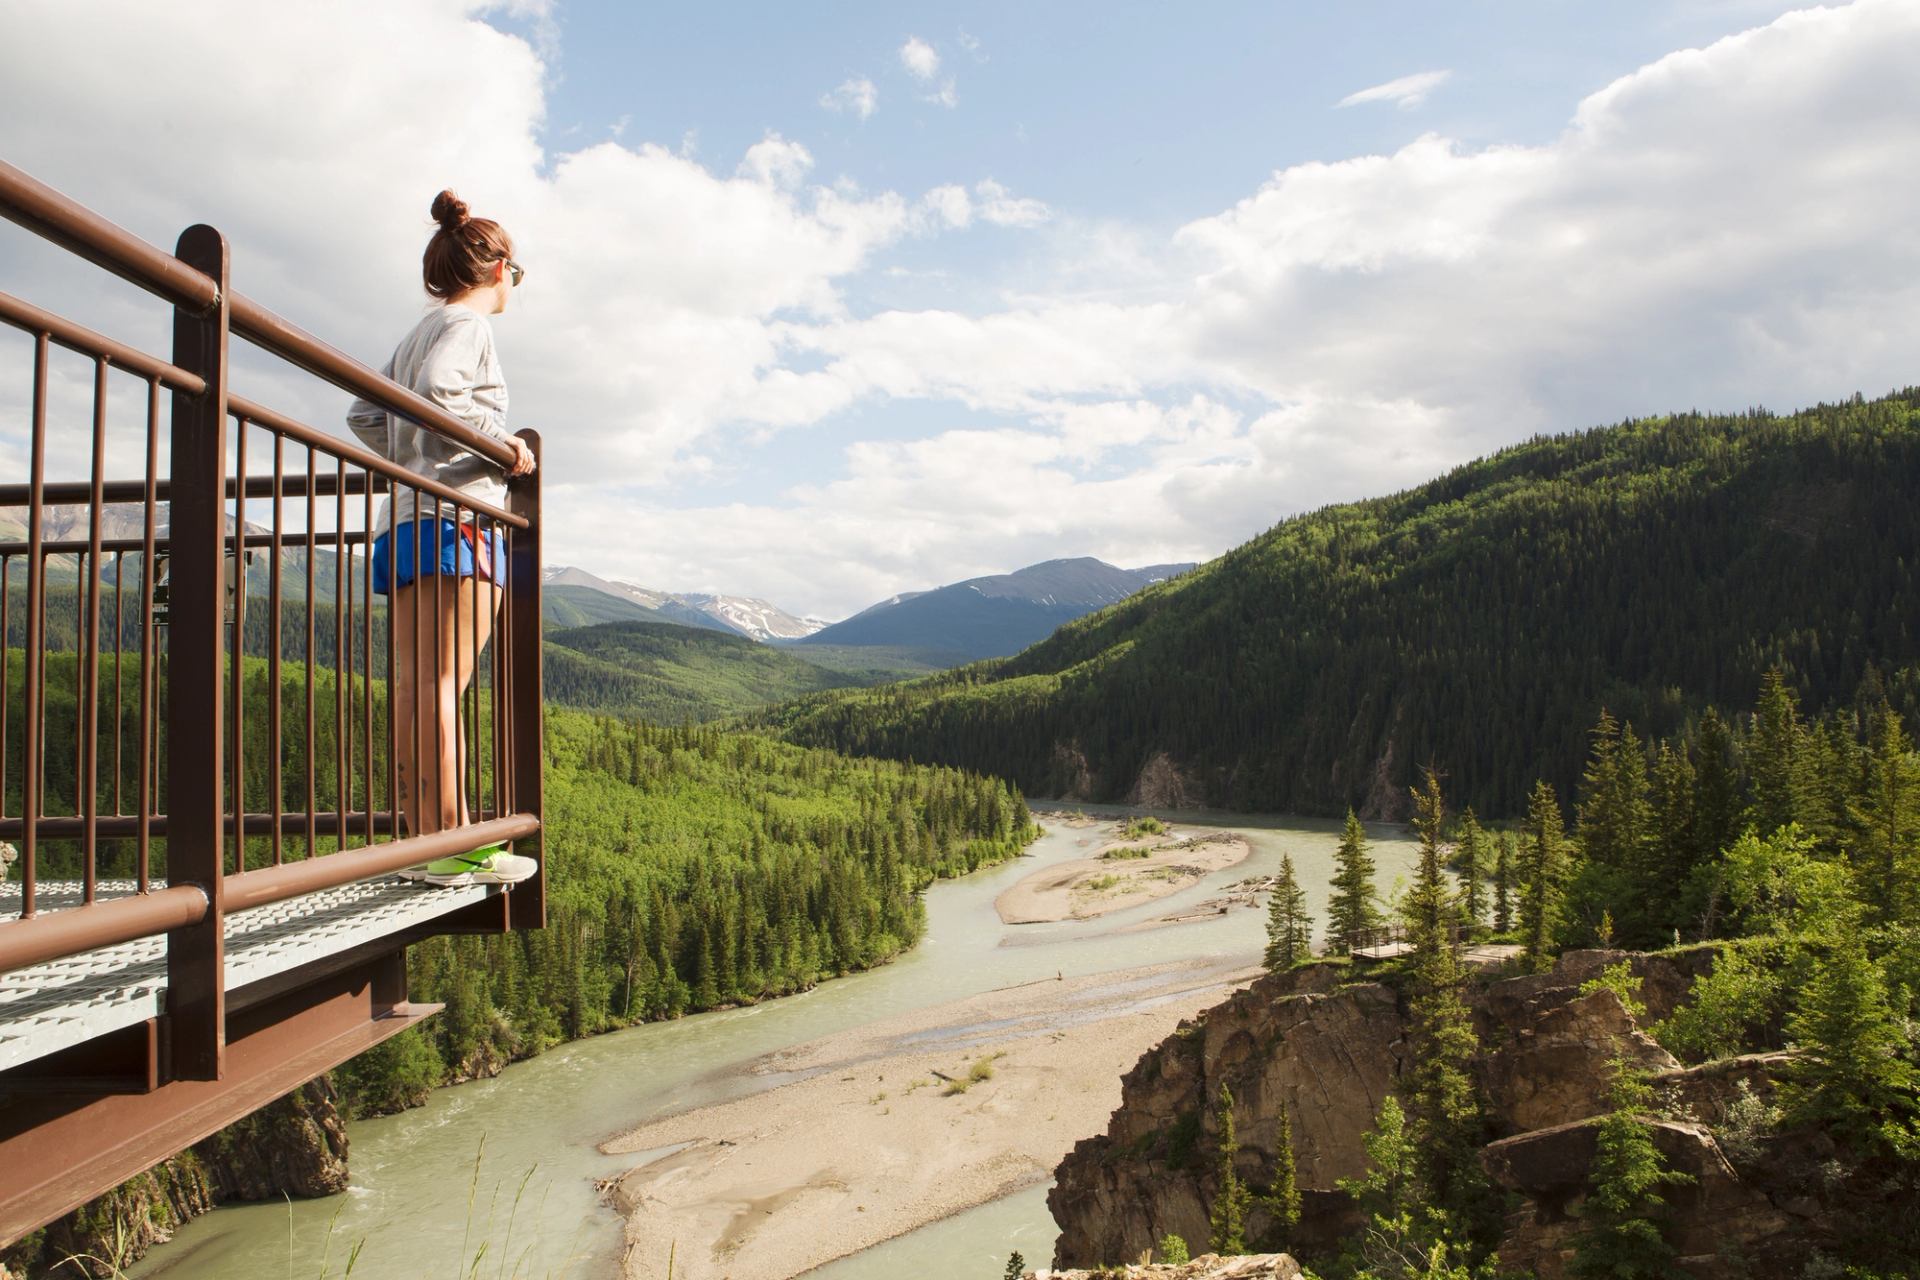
0, 160, 221, 312
0, 472, 389, 509
0, 290, 206, 393
223, 814, 539, 913
0, 810, 481, 842
0, 884, 209, 975
0, 161, 518, 471
0, 816, 538, 975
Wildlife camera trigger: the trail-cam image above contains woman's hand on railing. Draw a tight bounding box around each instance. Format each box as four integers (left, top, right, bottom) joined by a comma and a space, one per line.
508, 435, 536, 477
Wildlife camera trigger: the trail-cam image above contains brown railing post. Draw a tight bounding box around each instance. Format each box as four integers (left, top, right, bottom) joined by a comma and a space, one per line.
506, 429, 544, 930
165, 224, 230, 1081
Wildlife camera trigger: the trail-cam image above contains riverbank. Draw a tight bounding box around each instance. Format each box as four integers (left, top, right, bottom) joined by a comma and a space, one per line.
604, 954, 1262, 1280
996, 830, 1253, 924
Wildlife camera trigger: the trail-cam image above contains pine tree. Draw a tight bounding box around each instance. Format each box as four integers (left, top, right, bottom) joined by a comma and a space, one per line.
1691, 708, 1742, 866
1648, 740, 1697, 938
1522, 781, 1567, 973
1263, 1098, 1301, 1245
1847, 708, 1920, 926
1264, 852, 1314, 972
1781, 932, 1920, 1155
1209, 1083, 1253, 1255
1403, 771, 1492, 1234
1750, 669, 1803, 837
1493, 831, 1515, 934
1403, 770, 1454, 955
1326, 808, 1385, 955
1456, 807, 1489, 934
1569, 1060, 1694, 1280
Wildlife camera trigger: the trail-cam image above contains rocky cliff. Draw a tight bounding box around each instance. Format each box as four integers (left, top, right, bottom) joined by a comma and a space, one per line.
1049, 949, 1873, 1278
0, 1078, 348, 1279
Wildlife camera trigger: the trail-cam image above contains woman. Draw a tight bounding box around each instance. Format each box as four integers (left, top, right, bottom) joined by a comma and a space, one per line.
348, 189, 537, 886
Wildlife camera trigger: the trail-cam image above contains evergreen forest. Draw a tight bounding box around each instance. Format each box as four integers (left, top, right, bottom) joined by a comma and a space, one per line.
763, 391, 1920, 819
1, 650, 1034, 1114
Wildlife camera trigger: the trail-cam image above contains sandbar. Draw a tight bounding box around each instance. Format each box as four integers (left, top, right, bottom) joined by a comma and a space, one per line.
604, 955, 1261, 1280
994, 832, 1252, 925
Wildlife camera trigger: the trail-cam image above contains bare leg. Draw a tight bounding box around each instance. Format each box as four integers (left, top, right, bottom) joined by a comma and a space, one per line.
392, 576, 500, 837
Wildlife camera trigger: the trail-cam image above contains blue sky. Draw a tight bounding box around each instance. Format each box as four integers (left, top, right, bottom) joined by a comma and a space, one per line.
3, 1, 1915, 619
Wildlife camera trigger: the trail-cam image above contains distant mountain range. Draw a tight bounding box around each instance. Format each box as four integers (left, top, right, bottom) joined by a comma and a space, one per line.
541, 566, 827, 642
794, 557, 1195, 663
544, 556, 1195, 665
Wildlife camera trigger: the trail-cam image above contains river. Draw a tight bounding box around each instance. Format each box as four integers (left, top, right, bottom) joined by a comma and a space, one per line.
129, 807, 1418, 1280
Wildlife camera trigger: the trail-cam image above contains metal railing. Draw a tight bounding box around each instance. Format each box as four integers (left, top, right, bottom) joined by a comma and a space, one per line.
0, 161, 544, 1079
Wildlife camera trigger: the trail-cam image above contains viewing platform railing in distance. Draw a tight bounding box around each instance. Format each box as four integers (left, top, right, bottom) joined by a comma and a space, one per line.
0, 159, 545, 1083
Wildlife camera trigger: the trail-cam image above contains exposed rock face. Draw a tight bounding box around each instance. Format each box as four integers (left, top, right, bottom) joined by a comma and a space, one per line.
1481, 988, 1678, 1133
0, 1079, 348, 1278
1129, 752, 1203, 809
1485, 1117, 1800, 1280
1049, 949, 1815, 1275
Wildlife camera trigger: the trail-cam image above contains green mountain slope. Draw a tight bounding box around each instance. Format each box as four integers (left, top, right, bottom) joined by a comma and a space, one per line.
765, 391, 1920, 818
543, 619, 885, 722
542, 583, 668, 628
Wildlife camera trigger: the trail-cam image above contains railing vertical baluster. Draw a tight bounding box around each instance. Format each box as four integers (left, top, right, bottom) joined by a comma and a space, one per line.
230, 416, 247, 874
165, 223, 229, 1081
269, 432, 283, 867
112, 548, 123, 820
486, 513, 503, 823
386, 487, 399, 840
1, 556, 9, 824
20, 333, 48, 920
137, 378, 159, 893
409, 487, 423, 836
362, 474, 374, 847
432, 505, 444, 835
506, 431, 543, 927
304, 447, 316, 861
452, 504, 466, 827
335, 459, 347, 848
82, 355, 107, 901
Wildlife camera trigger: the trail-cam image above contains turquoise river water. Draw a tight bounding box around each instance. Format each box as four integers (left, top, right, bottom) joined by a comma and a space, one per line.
130, 807, 1417, 1280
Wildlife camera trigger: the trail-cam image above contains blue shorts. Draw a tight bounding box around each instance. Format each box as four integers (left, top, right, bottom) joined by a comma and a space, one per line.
371, 519, 505, 595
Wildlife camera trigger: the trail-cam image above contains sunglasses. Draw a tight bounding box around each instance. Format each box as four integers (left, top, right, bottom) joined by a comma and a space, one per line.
501, 258, 525, 287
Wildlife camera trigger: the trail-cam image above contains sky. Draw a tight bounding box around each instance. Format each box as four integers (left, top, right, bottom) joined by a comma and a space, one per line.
2, 0, 1917, 620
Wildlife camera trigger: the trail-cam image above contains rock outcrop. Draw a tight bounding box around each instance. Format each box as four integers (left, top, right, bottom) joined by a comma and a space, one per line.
1028, 1255, 1301, 1279
1049, 949, 1830, 1276
0, 1078, 348, 1278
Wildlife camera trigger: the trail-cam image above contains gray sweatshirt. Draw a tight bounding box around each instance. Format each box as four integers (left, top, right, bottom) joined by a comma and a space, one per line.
346, 305, 512, 537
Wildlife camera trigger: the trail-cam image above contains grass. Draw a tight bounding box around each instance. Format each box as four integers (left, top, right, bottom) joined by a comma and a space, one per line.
1120, 816, 1167, 840
942, 1052, 1007, 1095
1102, 845, 1154, 860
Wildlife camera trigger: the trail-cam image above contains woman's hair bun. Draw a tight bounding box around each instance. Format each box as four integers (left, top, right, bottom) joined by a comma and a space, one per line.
430, 189, 470, 231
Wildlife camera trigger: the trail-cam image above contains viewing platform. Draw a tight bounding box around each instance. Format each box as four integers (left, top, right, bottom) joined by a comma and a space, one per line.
0, 159, 546, 1245
0, 877, 499, 1075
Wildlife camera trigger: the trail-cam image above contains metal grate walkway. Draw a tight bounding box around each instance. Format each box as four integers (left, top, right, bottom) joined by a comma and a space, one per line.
0, 878, 496, 1073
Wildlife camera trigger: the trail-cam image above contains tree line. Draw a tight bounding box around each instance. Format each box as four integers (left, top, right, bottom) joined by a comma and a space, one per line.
766, 391, 1920, 819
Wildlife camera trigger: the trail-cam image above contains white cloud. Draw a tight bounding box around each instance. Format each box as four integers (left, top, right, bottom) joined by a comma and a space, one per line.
819, 76, 878, 120
1336, 68, 1453, 109
973, 179, 1050, 227
4, 0, 1919, 619
899, 35, 940, 80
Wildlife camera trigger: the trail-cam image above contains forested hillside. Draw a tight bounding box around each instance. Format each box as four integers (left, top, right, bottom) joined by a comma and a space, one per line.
543, 619, 896, 721
765, 392, 1920, 818
342, 712, 1035, 1111
2, 651, 1034, 1111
